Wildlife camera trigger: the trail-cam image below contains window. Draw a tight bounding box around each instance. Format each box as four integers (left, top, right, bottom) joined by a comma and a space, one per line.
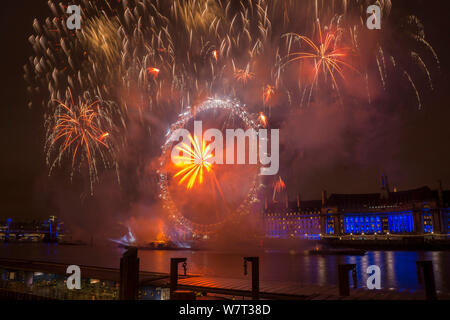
344, 215, 382, 234
422, 210, 433, 233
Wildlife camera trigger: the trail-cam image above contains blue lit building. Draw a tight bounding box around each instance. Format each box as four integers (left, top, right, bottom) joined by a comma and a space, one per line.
263, 177, 450, 240
0, 216, 63, 242
322, 178, 450, 237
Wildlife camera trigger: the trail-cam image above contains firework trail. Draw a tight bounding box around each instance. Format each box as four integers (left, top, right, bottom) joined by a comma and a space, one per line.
45, 88, 120, 193
343, 6, 440, 109
283, 21, 358, 105
272, 175, 286, 202
233, 63, 255, 84
258, 112, 268, 127
25, 0, 439, 189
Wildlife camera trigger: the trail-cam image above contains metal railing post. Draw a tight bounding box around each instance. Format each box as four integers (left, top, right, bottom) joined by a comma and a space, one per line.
416, 260, 437, 300
338, 264, 357, 296
170, 258, 187, 298
244, 257, 260, 300
119, 247, 140, 300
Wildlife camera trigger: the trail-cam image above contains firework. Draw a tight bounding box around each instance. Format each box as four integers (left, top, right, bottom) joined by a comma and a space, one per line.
81, 16, 121, 67
147, 67, 161, 78
212, 50, 219, 62
272, 176, 286, 202
283, 21, 358, 104
173, 134, 214, 189
233, 63, 255, 84
348, 13, 439, 109
263, 85, 275, 105
26, 0, 439, 194
258, 112, 268, 127
159, 98, 261, 235
46, 88, 119, 193
27, 0, 437, 115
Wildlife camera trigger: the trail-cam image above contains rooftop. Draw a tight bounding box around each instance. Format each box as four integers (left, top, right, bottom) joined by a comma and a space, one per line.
265, 184, 450, 212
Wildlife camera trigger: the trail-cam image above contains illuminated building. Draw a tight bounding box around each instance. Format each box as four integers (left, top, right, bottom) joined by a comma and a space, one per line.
0, 217, 62, 242
263, 177, 450, 240
264, 195, 322, 240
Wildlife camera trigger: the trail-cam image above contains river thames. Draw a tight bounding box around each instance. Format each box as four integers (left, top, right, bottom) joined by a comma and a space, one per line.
1, 243, 449, 293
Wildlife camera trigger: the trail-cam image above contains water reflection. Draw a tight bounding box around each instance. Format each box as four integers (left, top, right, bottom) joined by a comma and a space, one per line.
317, 257, 326, 286
1, 243, 449, 292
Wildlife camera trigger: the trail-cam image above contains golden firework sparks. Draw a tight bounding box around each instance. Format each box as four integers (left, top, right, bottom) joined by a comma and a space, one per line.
147, 67, 160, 78
173, 134, 214, 189
234, 67, 255, 84
284, 22, 357, 91
259, 112, 268, 127
51, 93, 109, 168
99, 132, 110, 141
28, 0, 438, 197
263, 85, 275, 104
212, 50, 219, 62
46, 88, 117, 193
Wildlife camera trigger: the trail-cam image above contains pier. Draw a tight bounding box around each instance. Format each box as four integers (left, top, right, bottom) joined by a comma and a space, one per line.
0, 255, 449, 300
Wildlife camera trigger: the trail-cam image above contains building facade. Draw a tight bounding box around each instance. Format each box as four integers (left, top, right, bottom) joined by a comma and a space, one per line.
264, 196, 322, 240
263, 178, 450, 239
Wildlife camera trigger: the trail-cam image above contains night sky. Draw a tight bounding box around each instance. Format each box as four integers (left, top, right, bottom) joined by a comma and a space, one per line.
1, 0, 450, 221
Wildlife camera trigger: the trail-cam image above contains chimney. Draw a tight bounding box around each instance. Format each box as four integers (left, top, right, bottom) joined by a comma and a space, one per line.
297, 193, 301, 209
264, 197, 268, 210
285, 194, 289, 209
321, 190, 327, 206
